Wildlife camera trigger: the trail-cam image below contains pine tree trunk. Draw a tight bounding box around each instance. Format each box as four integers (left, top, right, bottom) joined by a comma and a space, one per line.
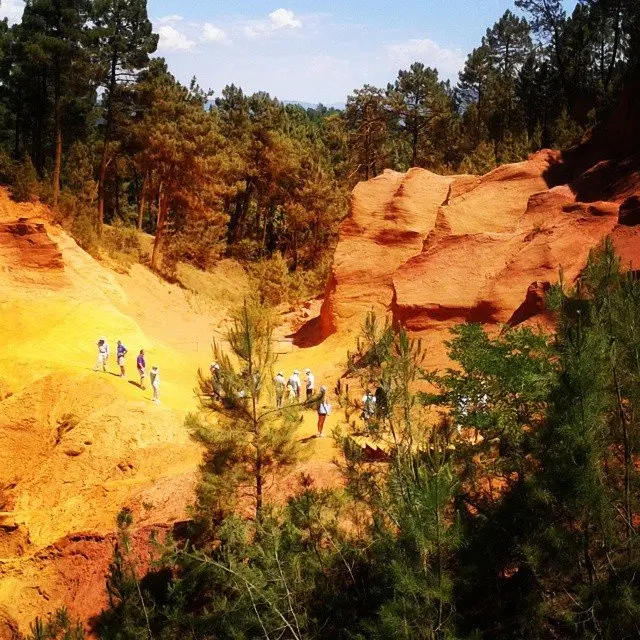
605, 1, 622, 92
13, 91, 21, 159
53, 125, 62, 206
97, 140, 109, 233
52, 67, 62, 207
411, 122, 419, 167
151, 185, 167, 271
137, 171, 148, 230
98, 50, 118, 235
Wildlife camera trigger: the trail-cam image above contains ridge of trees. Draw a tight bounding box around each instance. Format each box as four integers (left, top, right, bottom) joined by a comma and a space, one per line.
0, 0, 637, 283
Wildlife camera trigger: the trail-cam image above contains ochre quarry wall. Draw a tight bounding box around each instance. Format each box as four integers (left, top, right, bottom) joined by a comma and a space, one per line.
0, 187, 343, 637
320, 149, 640, 367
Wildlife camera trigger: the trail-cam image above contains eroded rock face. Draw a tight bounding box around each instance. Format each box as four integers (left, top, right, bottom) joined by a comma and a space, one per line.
319, 168, 455, 337
0, 219, 64, 275
320, 149, 640, 365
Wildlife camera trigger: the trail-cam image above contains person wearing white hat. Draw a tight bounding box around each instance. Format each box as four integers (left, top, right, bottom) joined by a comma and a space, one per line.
274, 371, 286, 408
150, 366, 160, 403
93, 337, 109, 372
288, 370, 301, 401
304, 368, 315, 400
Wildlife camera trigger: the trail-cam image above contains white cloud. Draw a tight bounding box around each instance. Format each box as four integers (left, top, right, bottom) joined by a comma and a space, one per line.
202, 23, 229, 43
157, 14, 184, 24
157, 25, 195, 52
0, 0, 25, 25
244, 8, 302, 38
386, 38, 465, 77
269, 8, 302, 29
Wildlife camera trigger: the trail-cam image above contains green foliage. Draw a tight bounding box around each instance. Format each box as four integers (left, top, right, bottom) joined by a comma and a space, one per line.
192, 299, 302, 529
247, 252, 331, 307
550, 108, 584, 150
95, 508, 154, 640
102, 222, 144, 268
25, 608, 84, 640
11, 155, 40, 203
459, 141, 496, 175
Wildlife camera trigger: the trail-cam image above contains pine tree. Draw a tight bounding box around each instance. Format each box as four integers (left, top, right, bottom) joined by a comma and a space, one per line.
18, 0, 93, 205
92, 0, 157, 232
386, 63, 451, 167
191, 299, 302, 529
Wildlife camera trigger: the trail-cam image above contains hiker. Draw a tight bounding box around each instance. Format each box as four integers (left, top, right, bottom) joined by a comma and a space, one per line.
136, 350, 146, 389
93, 337, 109, 372
288, 369, 301, 402
150, 366, 160, 403
304, 368, 315, 401
210, 362, 222, 396
316, 386, 331, 437
374, 383, 389, 419
116, 340, 128, 379
456, 395, 470, 434
361, 389, 376, 423
274, 371, 286, 408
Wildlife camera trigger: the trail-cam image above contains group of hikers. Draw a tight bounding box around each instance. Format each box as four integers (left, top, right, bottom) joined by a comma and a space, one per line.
93, 335, 376, 435
210, 363, 332, 437
93, 338, 160, 403
273, 368, 331, 437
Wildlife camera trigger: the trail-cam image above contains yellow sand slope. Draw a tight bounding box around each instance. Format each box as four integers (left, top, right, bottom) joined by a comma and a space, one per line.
0, 189, 345, 635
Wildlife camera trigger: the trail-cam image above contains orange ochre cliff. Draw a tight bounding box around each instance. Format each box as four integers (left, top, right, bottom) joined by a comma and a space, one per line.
320, 149, 639, 366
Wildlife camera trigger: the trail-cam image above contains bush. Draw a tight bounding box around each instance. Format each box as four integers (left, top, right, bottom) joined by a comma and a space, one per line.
226, 238, 262, 262
458, 141, 497, 175
102, 221, 143, 268
11, 155, 39, 203
0, 151, 15, 185
55, 191, 99, 254
248, 253, 290, 306
162, 217, 226, 271
248, 252, 331, 307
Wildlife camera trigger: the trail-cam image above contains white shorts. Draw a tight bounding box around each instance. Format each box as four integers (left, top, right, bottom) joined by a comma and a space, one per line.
117, 355, 125, 366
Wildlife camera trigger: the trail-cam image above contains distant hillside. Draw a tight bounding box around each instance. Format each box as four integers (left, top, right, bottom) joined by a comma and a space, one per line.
282, 100, 345, 111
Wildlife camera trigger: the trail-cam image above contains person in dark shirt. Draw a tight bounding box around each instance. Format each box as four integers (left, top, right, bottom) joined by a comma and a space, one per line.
117, 341, 128, 379
136, 350, 146, 389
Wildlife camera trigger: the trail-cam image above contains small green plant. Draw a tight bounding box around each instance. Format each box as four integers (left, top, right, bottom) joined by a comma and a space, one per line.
25, 608, 84, 640
11, 155, 39, 203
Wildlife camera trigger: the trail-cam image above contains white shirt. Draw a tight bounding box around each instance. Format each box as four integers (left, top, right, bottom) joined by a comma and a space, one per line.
362, 394, 376, 413
306, 373, 315, 390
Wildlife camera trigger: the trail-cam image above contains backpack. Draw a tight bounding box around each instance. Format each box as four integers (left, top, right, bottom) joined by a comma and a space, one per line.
319, 401, 331, 416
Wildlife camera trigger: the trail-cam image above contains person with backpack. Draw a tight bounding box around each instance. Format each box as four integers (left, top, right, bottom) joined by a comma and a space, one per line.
150, 366, 160, 404
136, 350, 146, 389
93, 337, 109, 372
274, 371, 286, 408
316, 386, 331, 437
116, 341, 128, 379
288, 370, 301, 402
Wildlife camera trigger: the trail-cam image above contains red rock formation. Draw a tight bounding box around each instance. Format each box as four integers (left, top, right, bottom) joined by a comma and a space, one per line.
320, 148, 640, 367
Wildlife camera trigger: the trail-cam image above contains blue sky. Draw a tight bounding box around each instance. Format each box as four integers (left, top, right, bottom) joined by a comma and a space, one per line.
1, 0, 579, 104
